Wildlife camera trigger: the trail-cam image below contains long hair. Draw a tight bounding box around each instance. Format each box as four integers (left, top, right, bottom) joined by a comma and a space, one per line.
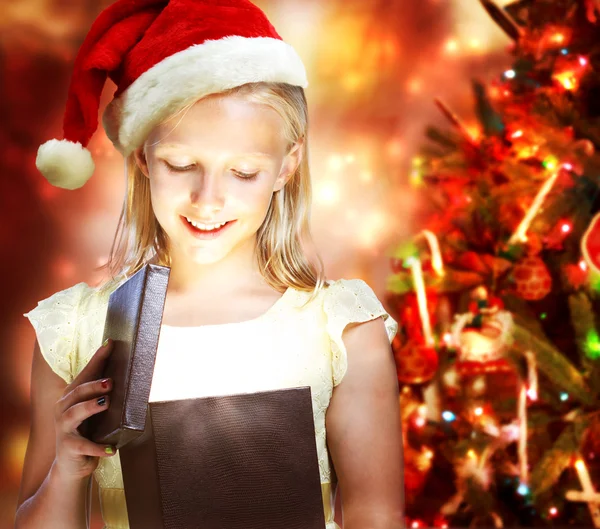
95, 82, 326, 305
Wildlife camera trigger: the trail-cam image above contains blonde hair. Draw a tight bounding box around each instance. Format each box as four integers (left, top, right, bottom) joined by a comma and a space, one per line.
95, 82, 326, 305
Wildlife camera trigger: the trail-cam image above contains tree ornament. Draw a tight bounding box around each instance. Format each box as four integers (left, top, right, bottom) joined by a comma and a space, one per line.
582, 212, 600, 275
513, 255, 552, 300
451, 286, 515, 374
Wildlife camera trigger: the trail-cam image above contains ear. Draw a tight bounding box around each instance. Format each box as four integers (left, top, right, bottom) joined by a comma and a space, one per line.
133, 146, 150, 178
274, 139, 304, 192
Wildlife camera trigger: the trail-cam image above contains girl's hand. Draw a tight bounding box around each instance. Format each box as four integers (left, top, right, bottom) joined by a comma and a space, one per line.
53, 339, 116, 482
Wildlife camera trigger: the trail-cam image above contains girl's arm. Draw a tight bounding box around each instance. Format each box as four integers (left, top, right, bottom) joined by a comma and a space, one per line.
15, 341, 98, 529
326, 317, 405, 529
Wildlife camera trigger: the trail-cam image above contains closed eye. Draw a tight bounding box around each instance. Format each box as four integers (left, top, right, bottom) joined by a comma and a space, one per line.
164, 161, 195, 172
232, 170, 260, 180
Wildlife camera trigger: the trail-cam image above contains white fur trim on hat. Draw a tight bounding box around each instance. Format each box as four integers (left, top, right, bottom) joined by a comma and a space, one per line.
36, 139, 95, 190
103, 36, 308, 155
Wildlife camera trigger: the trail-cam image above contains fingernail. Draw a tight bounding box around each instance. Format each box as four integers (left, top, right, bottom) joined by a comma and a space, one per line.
100, 378, 110, 389
105, 446, 114, 455
97, 396, 107, 406
102, 338, 109, 347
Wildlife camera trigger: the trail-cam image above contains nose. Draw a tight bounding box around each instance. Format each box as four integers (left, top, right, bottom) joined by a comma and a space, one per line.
189, 172, 225, 216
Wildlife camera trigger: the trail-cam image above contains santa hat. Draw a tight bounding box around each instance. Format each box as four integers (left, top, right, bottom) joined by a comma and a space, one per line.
36, 0, 308, 190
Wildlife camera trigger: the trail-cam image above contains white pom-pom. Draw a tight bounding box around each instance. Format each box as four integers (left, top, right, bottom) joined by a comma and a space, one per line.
35, 139, 95, 190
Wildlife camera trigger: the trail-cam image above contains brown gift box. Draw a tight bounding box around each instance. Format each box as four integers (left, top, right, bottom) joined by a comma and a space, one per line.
83, 263, 326, 528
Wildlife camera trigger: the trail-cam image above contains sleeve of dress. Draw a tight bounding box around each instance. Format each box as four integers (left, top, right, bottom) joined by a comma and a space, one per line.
23, 282, 89, 384
323, 278, 399, 387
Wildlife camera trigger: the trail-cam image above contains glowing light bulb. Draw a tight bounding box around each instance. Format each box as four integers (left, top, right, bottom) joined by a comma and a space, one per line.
527, 388, 538, 401
560, 392, 569, 401
467, 449, 477, 459
414, 416, 426, 428
579, 260, 588, 271
543, 155, 559, 170
504, 69, 516, 79
442, 411, 456, 422
517, 483, 530, 495
511, 130, 523, 138
561, 222, 572, 233
579, 56, 588, 66
474, 407, 483, 416
549, 506, 558, 517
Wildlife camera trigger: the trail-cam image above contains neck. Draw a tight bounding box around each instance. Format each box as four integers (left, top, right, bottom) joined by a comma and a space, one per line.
161, 236, 266, 296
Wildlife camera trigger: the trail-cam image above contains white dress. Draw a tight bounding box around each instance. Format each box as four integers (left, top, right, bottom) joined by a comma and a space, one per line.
23, 277, 398, 529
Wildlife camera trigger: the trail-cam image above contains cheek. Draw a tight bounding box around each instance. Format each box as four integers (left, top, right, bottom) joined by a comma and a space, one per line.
230, 181, 276, 217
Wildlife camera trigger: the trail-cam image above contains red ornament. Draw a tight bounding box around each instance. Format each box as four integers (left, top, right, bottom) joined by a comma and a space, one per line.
513, 255, 552, 300
392, 335, 439, 384
582, 212, 600, 274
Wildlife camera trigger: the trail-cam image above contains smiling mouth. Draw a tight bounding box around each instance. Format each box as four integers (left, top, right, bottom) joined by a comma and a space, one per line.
181, 215, 236, 237
183, 216, 231, 231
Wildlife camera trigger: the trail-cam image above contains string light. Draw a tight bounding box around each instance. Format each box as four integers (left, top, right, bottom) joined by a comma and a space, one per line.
474, 407, 483, 416
511, 129, 523, 138
517, 483, 530, 495
442, 410, 456, 422
585, 330, 600, 360
542, 155, 559, 170
579, 260, 588, 271
560, 392, 569, 402
561, 48, 569, 55
549, 506, 558, 517
504, 69, 516, 79
561, 222, 572, 234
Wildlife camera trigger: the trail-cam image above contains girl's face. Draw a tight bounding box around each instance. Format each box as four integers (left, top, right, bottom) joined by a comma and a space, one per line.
135, 93, 302, 268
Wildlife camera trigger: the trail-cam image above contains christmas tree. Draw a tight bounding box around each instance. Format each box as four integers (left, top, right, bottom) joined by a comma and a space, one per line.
387, 0, 600, 526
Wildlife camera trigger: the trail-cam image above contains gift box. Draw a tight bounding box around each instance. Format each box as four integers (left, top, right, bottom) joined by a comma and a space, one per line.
83, 263, 326, 529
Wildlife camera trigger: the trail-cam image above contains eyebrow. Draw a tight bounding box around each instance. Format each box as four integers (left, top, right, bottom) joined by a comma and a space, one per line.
154, 144, 274, 160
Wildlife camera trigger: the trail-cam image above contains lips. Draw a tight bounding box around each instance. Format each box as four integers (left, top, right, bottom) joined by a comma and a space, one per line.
180, 215, 237, 239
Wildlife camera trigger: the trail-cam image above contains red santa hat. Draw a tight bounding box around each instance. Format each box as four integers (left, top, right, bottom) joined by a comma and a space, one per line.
36, 0, 308, 190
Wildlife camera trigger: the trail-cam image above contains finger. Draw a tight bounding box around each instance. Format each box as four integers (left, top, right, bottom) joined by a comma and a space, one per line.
63, 433, 117, 458
66, 338, 113, 390
57, 377, 112, 416
61, 394, 111, 433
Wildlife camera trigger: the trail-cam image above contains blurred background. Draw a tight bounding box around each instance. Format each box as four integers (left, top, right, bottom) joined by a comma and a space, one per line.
1, 0, 515, 527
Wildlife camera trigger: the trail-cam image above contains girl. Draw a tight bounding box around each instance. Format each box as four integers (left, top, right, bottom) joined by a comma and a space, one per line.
16, 1, 404, 528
